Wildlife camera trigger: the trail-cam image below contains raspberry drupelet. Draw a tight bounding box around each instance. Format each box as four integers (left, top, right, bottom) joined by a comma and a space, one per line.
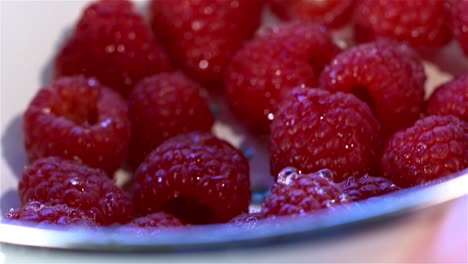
338, 175, 401, 202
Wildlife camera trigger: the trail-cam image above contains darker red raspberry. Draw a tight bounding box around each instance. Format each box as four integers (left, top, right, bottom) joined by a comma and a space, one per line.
23, 76, 130, 175
381, 116, 468, 188
447, 0, 468, 56
269, 0, 355, 28
319, 41, 426, 134
134, 132, 250, 224
55, 0, 173, 96
261, 168, 350, 217
4, 201, 97, 227
126, 212, 183, 228
354, 0, 452, 48
18, 157, 135, 225
270, 88, 381, 181
150, 0, 263, 87
338, 175, 401, 202
225, 22, 341, 133
426, 75, 468, 122
128, 72, 214, 167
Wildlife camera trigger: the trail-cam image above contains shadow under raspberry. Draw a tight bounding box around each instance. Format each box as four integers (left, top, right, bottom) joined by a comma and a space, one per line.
0, 189, 20, 215
1, 114, 26, 179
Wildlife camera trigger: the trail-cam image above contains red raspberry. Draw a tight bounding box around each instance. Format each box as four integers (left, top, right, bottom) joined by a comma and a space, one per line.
23, 76, 130, 175
426, 75, 468, 122
338, 175, 401, 202
269, 0, 355, 28
447, 0, 468, 56
261, 168, 350, 217
126, 212, 183, 228
134, 132, 250, 224
55, 0, 173, 96
381, 116, 468, 188
319, 41, 426, 134
4, 201, 97, 227
225, 22, 341, 133
354, 0, 452, 48
150, 0, 263, 87
270, 88, 381, 181
128, 73, 214, 167
18, 157, 135, 225
228, 212, 265, 229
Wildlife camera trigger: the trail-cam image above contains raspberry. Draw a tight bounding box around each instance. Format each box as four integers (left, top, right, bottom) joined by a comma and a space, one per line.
18, 157, 135, 225
447, 0, 468, 56
126, 212, 183, 228
269, 0, 355, 28
128, 73, 214, 167
270, 88, 381, 181
381, 116, 468, 188
228, 212, 265, 229
55, 0, 173, 96
427, 75, 468, 122
319, 41, 426, 134
261, 168, 350, 217
134, 132, 250, 224
338, 175, 401, 202
225, 22, 341, 133
150, 0, 263, 87
23, 76, 130, 175
4, 201, 97, 227
354, 0, 452, 48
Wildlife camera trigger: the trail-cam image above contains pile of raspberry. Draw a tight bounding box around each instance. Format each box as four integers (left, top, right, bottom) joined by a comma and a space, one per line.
4, 0, 467, 231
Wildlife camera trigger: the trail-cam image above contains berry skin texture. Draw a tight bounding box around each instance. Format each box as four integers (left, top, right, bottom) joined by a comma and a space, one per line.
4, 201, 97, 227
270, 88, 381, 181
261, 168, 350, 217
134, 132, 250, 224
319, 41, 426, 134
150, 0, 263, 87
23, 76, 130, 176
18, 157, 135, 226
338, 175, 401, 202
225, 22, 341, 133
55, 0, 173, 96
447, 0, 468, 56
128, 72, 214, 167
426, 75, 468, 122
354, 0, 452, 48
381, 116, 468, 188
269, 0, 355, 28
126, 212, 183, 228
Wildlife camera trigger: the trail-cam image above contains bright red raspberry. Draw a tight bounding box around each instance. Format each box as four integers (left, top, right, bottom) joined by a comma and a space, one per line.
447, 0, 468, 56
225, 22, 341, 133
270, 88, 381, 181
23, 76, 130, 175
261, 168, 350, 217
427, 75, 468, 122
269, 0, 355, 28
55, 0, 173, 96
319, 41, 426, 134
134, 132, 250, 224
381, 116, 468, 188
338, 175, 401, 202
128, 73, 214, 167
4, 201, 97, 227
150, 0, 263, 87
18, 157, 135, 225
354, 0, 452, 48
126, 212, 183, 228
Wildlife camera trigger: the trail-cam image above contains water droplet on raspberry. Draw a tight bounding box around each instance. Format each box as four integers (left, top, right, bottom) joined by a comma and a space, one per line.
316, 168, 334, 182
277, 167, 299, 185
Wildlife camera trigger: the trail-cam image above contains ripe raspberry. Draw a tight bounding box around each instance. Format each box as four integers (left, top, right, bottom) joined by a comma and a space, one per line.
134, 132, 250, 224
269, 0, 355, 28
150, 0, 263, 87
128, 73, 214, 167
228, 212, 265, 229
55, 0, 173, 96
270, 88, 381, 181
354, 0, 452, 48
447, 0, 468, 56
18, 157, 135, 225
225, 22, 341, 133
381, 116, 468, 188
261, 168, 350, 217
126, 212, 183, 228
319, 41, 426, 134
426, 75, 468, 122
23, 76, 130, 175
4, 201, 97, 227
338, 175, 401, 202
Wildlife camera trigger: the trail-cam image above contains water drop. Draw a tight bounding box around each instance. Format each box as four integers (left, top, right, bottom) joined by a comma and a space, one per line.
316, 168, 334, 181
277, 167, 299, 185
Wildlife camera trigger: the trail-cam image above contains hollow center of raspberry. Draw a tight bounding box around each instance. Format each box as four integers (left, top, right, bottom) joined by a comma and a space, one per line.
351, 85, 376, 115
162, 196, 216, 225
